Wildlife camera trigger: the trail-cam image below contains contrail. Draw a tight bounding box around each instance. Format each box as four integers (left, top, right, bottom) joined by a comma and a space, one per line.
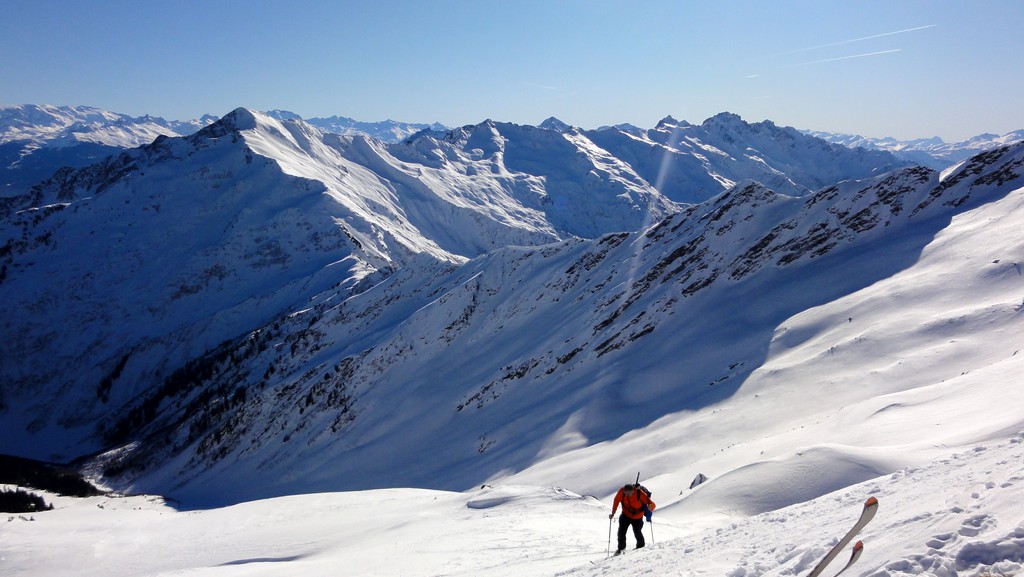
795, 48, 902, 66
774, 24, 936, 57
525, 81, 564, 91
525, 81, 577, 97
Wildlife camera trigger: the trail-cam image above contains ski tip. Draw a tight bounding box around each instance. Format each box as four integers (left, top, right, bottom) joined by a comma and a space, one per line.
865, 497, 879, 507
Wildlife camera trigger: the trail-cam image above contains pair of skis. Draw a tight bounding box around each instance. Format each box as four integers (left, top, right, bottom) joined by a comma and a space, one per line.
806, 496, 878, 577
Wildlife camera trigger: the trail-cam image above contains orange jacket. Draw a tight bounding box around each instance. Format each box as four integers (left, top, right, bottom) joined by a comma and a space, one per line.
611, 487, 655, 520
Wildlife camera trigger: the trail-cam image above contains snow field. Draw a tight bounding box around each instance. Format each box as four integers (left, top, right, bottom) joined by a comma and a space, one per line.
3, 434, 1023, 577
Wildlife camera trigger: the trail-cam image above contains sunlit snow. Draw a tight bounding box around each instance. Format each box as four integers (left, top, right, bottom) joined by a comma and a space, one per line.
3, 109, 1024, 577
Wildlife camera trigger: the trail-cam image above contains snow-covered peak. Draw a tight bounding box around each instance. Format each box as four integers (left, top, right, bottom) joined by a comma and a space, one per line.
700, 111, 745, 128
216, 106, 260, 131
595, 122, 645, 136
699, 113, 791, 140
538, 116, 572, 132
264, 109, 304, 121
655, 115, 687, 130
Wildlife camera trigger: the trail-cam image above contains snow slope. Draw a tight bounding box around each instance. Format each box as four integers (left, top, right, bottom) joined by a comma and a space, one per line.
52, 141, 1019, 513
3, 434, 1022, 577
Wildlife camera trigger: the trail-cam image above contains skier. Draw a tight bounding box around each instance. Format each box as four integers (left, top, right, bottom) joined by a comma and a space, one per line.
608, 483, 655, 555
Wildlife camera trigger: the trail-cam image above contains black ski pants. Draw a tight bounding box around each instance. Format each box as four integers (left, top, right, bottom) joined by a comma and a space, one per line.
617, 514, 645, 551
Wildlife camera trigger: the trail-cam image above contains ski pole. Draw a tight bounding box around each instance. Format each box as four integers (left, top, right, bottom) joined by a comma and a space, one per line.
651, 517, 655, 545
607, 515, 613, 557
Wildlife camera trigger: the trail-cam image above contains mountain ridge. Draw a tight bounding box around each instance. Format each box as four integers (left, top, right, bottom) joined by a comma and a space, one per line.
805, 127, 1024, 169
0, 104, 219, 198
45, 141, 1024, 504
265, 109, 448, 143
2, 105, 1022, 513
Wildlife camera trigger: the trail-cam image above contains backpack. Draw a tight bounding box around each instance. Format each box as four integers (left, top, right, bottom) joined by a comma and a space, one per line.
635, 484, 653, 521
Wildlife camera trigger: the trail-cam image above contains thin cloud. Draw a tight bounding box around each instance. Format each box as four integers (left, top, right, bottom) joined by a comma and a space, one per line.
795, 49, 903, 66
524, 82, 577, 98
747, 25, 931, 78
525, 81, 563, 91
774, 24, 936, 57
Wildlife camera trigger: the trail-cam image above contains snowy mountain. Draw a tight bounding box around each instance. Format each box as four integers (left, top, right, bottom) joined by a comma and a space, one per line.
1, 105, 439, 199
538, 116, 572, 132
76, 139, 1021, 508
2, 102, 1024, 576
0, 107, 677, 462
391, 118, 677, 238
806, 127, 1024, 169
2, 104, 910, 210
266, 109, 447, 143
3, 105, 1019, 490
0, 104, 216, 197
0, 104, 214, 148
1, 107, 916, 468
4, 136, 1023, 577
586, 113, 909, 203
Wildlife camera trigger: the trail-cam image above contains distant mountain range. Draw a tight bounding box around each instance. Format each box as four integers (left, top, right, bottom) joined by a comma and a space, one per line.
0, 104, 217, 147
803, 128, 1024, 169
265, 109, 447, 143
0, 105, 218, 197
5, 103, 1021, 202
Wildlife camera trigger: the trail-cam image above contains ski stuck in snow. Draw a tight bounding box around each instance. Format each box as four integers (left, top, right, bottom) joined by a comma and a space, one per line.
806, 497, 878, 577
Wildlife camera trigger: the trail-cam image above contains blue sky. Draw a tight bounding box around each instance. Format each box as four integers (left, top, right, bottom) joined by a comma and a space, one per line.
3, 0, 1023, 140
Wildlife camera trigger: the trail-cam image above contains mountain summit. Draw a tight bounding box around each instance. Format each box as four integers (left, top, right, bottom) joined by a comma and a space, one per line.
538, 116, 571, 132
